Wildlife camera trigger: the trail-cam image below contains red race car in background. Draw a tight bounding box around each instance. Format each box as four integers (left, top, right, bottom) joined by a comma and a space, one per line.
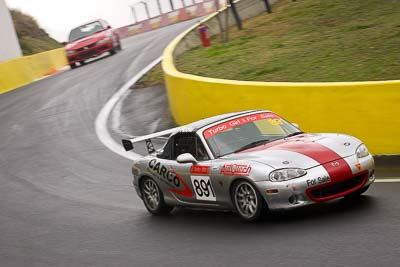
65, 19, 122, 69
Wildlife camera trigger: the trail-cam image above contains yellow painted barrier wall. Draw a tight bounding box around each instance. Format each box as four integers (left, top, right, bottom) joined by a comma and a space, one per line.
0, 48, 68, 94
162, 18, 400, 155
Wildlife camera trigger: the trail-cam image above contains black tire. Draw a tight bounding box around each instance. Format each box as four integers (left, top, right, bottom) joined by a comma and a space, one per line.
140, 177, 173, 215
344, 185, 370, 199
232, 180, 268, 222
110, 46, 116, 55
117, 39, 122, 51
79, 61, 86, 65
69, 63, 76, 69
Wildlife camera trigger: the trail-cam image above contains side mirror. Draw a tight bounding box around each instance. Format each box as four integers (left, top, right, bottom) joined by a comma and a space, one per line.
176, 153, 197, 165
107, 25, 112, 29
292, 123, 300, 129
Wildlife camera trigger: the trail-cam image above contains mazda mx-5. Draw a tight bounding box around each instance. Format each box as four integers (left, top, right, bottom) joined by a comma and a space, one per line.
122, 110, 374, 222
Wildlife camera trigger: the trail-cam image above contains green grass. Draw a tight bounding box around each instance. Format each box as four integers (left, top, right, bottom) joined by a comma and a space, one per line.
133, 63, 164, 89
175, 0, 400, 82
11, 9, 62, 56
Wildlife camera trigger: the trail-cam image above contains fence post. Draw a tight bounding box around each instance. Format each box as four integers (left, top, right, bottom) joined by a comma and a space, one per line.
228, 0, 242, 30
262, 0, 272, 13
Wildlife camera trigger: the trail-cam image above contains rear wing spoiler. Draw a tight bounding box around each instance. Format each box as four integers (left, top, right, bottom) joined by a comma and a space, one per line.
121, 126, 183, 153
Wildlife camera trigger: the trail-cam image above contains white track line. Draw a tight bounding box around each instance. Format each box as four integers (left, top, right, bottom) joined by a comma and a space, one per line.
375, 178, 400, 183
95, 56, 162, 161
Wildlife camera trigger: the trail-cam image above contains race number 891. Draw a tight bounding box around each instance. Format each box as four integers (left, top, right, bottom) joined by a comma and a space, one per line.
190, 176, 216, 201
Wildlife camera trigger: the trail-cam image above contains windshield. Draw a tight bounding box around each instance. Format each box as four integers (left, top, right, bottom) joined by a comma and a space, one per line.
68, 21, 104, 42
203, 112, 301, 158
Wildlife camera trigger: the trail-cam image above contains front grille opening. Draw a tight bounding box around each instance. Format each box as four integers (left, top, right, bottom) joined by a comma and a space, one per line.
77, 43, 96, 52
309, 173, 366, 199
81, 51, 96, 58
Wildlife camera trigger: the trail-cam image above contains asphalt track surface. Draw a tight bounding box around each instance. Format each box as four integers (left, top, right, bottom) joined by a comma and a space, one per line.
1, 21, 399, 267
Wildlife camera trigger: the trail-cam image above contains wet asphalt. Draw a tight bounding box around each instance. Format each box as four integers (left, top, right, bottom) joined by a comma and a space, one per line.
0, 20, 400, 267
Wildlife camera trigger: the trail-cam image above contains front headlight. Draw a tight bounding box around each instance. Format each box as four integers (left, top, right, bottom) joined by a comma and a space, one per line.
66, 50, 75, 55
269, 168, 307, 182
356, 144, 369, 158
97, 37, 111, 45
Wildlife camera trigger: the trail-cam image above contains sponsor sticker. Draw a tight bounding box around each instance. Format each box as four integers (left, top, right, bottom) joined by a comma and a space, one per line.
267, 118, 283, 126
147, 159, 193, 197
220, 164, 251, 176
128, 24, 143, 35
168, 11, 179, 23
186, 6, 198, 17
191, 176, 216, 201
190, 165, 210, 175
203, 2, 215, 13
306, 176, 331, 187
150, 17, 161, 29
204, 112, 281, 139
148, 159, 180, 187
355, 163, 362, 171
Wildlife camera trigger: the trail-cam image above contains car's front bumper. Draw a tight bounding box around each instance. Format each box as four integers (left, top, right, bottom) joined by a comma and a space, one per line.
67, 41, 113, 64
255, 154, 375, 210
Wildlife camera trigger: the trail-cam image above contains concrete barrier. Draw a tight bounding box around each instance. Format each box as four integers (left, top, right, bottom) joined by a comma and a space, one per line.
162, 0, 400, 155
0, 48, 67, 94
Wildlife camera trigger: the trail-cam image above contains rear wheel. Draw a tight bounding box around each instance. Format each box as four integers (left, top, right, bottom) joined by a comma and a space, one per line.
79, 61, 85, 65
344, 185, 370, 199
141, 177, 173, 215
69, 62, 76, 69
233, 180, 267, 222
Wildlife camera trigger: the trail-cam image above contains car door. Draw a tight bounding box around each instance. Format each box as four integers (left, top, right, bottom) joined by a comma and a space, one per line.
158, 132, 221, 206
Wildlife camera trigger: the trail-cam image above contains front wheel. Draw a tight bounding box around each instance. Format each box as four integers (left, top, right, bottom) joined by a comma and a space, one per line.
69, 62, 76, 69
233, 180, 267, 222
116, 39, 122, 51
141, 177, 173, 215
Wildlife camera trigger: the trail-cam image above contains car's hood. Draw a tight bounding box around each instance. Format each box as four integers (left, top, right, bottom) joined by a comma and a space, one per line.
222, 133, 361, 169
66, 31, 107, 50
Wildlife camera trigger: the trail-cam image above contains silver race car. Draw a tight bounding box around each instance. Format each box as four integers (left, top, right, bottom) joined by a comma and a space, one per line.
122, 110, 375, 222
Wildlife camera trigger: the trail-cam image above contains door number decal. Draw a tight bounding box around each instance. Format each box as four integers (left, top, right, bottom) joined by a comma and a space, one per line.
190, 176, 216, 201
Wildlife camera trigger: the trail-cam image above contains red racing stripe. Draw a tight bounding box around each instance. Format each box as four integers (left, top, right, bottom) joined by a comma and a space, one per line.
240, 136, 353, 181
271, 142, 353, 181
167, 172, 193, 198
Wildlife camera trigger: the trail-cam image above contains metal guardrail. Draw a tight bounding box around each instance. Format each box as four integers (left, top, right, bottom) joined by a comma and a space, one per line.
116, 0, 218, 39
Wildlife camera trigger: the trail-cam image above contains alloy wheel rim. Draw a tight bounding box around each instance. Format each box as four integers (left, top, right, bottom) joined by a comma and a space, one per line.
143, 179, 160, 210
235, 182, 258, 218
